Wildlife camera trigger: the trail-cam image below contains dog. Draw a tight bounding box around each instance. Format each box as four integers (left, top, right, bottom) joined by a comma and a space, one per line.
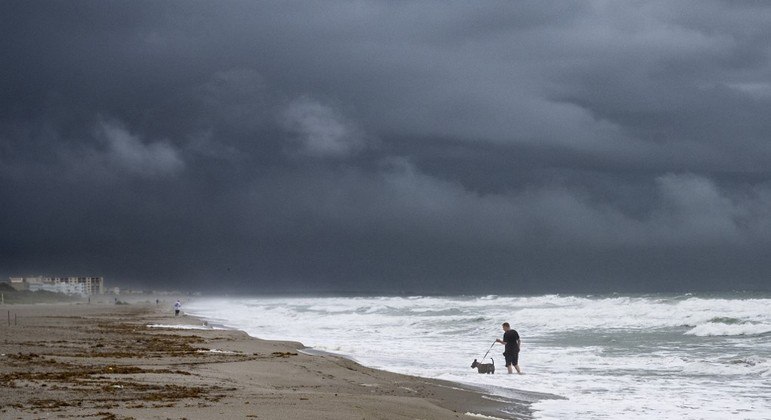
471, 358, 495, 374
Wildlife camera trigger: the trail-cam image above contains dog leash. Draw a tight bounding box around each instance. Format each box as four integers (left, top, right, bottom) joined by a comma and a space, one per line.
480, 340, 496, 361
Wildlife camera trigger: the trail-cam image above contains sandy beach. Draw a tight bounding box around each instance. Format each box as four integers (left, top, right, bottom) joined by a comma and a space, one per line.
0, 301, 532, 419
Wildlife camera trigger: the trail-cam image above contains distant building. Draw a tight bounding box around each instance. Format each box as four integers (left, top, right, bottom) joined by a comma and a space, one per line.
9, 277, 25, 290
7, 276, 105, 296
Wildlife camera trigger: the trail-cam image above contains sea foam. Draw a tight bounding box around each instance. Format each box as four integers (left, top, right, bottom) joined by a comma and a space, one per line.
685, 322, 771, 337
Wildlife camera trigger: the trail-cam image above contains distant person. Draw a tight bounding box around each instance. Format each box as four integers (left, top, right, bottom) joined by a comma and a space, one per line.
495, 322, 521, 374
174, 300, 182, 316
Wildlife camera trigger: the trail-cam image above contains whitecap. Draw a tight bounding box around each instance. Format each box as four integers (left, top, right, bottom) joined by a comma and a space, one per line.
685, 323, 771, 337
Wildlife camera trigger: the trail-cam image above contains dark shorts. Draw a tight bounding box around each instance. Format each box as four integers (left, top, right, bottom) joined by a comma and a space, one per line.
504, 352, 519, 366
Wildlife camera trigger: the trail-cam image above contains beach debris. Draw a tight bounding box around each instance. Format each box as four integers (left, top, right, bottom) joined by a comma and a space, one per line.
271, 351, 298, 358
8, 353, 41, 361
0, 314, 245, 416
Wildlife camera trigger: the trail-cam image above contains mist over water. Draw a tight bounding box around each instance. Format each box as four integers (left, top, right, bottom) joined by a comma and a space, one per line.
187, 293, 771, 419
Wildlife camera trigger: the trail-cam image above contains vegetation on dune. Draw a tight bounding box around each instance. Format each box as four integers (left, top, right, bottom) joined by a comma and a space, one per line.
0, 282, 83, 304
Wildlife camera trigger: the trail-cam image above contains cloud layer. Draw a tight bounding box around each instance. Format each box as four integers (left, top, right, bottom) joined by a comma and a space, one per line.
2, 1, 771, 292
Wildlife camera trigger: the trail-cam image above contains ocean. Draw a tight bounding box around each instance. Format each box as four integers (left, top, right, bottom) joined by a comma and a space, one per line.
186, 293, 771, 419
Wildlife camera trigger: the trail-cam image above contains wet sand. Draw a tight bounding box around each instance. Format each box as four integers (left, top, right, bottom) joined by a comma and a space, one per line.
0, 302, 534, 419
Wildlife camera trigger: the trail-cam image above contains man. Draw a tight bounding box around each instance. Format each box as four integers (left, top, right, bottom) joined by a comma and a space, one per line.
495, 322, 521, 374
174, 300, 182, 316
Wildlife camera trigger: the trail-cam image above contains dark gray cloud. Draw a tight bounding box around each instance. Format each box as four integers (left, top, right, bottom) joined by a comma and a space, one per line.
2, 1, 771, 293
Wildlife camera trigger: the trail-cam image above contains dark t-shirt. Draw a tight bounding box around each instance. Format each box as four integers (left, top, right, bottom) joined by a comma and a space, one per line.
503, 329, 520, 354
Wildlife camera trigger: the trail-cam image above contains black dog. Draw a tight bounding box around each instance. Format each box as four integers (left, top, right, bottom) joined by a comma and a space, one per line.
471, 358, 495, 374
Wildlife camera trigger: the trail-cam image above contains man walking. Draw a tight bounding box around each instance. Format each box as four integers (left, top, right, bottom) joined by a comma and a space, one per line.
174, 300, 182, 316
495, 322, 521, 374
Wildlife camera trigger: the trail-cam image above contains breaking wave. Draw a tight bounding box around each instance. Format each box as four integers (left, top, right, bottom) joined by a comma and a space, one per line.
685, 322, 771, 337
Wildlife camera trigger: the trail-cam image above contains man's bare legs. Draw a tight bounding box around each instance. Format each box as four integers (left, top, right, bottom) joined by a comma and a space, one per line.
507, 364, 522, 374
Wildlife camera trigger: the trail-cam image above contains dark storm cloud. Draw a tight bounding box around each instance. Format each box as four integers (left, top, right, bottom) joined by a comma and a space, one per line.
2, 0, 771, 292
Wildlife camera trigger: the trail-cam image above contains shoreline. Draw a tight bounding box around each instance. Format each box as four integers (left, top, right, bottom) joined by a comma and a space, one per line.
1, 301, 536, 419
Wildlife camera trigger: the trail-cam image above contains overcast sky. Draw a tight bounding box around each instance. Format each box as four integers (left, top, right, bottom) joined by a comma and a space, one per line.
2, 1, 771, 293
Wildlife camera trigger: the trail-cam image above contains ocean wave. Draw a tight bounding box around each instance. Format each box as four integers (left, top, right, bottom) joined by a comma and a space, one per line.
726, 357, 763, 367
684, 322, 771, 337
707, 316, 746, 325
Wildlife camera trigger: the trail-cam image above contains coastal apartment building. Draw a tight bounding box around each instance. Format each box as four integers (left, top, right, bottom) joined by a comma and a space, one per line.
8, 276, 105, 296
